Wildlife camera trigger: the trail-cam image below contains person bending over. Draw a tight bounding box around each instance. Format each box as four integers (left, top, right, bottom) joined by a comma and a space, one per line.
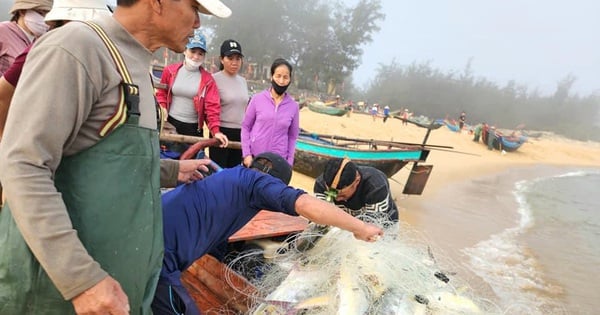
314, 157, 399, 222
152, 152, 383, 315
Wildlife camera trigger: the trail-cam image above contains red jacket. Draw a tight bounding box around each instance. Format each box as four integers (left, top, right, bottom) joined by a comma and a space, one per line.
155, 62, 221, 136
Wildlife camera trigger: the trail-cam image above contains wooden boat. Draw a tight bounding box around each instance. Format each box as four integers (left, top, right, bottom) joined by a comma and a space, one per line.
181, 210, 308, 314
393, 115, 444, 130
307, 101, 348, 116
443, 119, 461, 132
481, 127, 527, 152
293, 131, 427, 178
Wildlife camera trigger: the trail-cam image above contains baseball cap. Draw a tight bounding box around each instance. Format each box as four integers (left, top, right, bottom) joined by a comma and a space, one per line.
196, 0, 231, 18
220, 39, 243, 57
45, 0, 111, 22
251, 152, 292, 185
10, 0, 53, 14
186, 29, 207, 51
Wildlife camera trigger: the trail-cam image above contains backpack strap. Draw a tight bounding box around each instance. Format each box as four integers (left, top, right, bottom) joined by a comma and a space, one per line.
83, 21, 141, 137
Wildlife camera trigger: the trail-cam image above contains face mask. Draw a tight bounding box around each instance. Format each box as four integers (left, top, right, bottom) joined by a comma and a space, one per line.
184, 56, 204, 71
24, 10, 49, 37
271, 80, 289, 95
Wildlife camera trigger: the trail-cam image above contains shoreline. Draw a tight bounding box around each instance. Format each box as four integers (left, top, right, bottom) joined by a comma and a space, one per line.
291, 110, 600, 311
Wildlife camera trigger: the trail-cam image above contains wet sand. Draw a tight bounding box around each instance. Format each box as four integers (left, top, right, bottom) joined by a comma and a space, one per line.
290, 109, 600, 310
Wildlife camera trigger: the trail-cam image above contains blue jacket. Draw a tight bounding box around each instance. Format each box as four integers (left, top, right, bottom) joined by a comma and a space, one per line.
160, 166, 305, 285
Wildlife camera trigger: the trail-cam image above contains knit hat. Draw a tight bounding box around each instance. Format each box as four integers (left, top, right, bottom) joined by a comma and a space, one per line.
44, 0, 110, 22
10, 0, 53, 14
322, 158, 357, 190
251, 152, 292, 185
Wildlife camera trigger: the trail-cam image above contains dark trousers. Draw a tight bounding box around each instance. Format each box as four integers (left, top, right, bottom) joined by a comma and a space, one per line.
209, 127, 242, 168
167, 116, 203, 137
167, 116, 206, 158
151, 282, 200, 315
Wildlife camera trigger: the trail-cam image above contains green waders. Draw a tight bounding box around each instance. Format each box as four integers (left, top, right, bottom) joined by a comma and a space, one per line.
0, 22, 162, 314
0, 116, 162, 314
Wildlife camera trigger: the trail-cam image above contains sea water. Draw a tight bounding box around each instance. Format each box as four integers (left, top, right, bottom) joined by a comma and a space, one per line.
463, 169, 600, 314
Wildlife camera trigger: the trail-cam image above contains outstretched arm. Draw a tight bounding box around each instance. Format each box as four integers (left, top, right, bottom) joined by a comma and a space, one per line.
294, 194, 383, 242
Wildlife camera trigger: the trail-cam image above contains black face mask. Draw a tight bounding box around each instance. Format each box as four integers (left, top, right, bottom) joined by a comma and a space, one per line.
271, 80, 289, 95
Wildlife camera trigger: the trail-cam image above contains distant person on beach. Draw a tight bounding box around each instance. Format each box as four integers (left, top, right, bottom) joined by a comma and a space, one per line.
210, 39, 248, 167
345, 100, 353, 117
152, 152, 384, 315
156, 29, 229, 158
314, 157, 399, 222
488, 125, 497, 150
371, 104, 378, 121
401, 108, 410, 125
242, 58, 299, 166
459, 111, 466, 132
0, 0, 232, 313
472, 122, 484, 142
383, 105, 390, 123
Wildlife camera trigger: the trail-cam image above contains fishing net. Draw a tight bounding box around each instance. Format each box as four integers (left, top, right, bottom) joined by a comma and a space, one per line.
223, 216, 505, 314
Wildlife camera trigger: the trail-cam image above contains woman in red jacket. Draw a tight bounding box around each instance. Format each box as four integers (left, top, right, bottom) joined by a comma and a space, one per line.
156, 30, 228, 155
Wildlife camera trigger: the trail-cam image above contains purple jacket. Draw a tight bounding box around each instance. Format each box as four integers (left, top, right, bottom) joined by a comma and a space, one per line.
241, 89, 300, 165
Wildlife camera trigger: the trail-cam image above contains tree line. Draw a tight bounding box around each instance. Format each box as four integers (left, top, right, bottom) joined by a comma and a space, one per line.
198, 0, 599, 142
357, 60, 600, 141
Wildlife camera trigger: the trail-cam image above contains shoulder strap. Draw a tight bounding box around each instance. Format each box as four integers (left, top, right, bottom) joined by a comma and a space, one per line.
83, 21, 141, 137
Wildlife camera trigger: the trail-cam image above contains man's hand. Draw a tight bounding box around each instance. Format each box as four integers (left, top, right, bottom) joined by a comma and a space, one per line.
352, 222, 384, 242
72, 276, 130, 315
242, 155, 253, 167
214, 132, 228, 148
178, 159, 211, 184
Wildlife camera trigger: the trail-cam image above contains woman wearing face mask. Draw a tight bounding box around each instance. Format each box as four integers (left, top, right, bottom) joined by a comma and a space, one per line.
156, 30, 228, 157
241, 58, 300, 167
0, 0, 52, 76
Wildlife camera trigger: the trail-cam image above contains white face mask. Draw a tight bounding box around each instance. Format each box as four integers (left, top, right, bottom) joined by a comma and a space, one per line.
24, 10, 49, 37
184, 56, 204, 70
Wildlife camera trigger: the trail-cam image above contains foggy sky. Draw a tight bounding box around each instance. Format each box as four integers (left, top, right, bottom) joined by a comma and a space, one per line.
5, 0, 598, 96
346, 0, 600, 96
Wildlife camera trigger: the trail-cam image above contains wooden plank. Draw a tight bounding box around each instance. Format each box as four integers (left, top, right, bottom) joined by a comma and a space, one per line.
229, 210, 309, 242
182, 255, 258, 314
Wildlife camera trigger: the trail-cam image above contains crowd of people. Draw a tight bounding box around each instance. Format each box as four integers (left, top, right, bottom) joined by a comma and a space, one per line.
0, 1, 397, 314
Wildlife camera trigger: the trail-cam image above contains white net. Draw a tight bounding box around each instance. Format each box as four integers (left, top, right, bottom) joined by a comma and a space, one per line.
224, 218, 505, 314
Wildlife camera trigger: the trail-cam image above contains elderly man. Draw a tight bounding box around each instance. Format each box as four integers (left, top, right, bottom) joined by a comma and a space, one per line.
0, 0, 231, 314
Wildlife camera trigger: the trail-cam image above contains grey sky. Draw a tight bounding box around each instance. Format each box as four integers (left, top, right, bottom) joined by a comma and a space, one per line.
4, 0, 598, 96
348, 0, 599, 96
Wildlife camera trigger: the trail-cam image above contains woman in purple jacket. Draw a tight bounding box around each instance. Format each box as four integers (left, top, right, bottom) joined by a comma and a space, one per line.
241, 58, 299, 166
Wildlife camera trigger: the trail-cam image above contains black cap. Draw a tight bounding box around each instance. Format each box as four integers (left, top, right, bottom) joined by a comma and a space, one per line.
220, 39, 243, 57
251, 152, 292, 185
323, 158, 357, 190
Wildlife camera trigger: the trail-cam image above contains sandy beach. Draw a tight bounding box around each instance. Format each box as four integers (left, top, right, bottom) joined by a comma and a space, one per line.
291, 108, 600, 313
292, 107, 600, 201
